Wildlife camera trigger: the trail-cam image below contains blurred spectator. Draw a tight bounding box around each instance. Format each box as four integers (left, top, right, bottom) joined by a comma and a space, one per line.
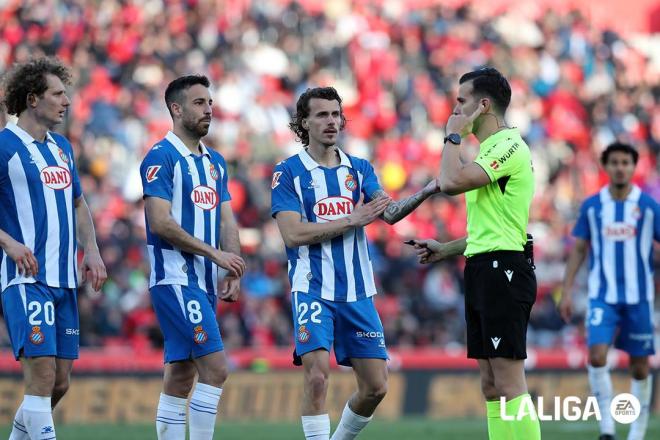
0, 0, 658, 353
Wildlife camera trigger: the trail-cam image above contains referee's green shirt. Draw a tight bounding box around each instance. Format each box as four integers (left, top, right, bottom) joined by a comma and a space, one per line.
464, 128, 534, 257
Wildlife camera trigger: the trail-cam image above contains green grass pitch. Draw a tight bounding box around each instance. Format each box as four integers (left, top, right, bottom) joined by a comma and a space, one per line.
2, 417, 659, 439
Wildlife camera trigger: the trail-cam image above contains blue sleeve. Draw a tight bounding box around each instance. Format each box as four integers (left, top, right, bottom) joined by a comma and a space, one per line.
54, 134, 82, 199
140, 148, 174, 201
654, 200, 660, 242
572, 201, 590, 240
218, 156, 231, 203
271, 162, 301, 218
71, 156, 82, 199
360, 161, 383, 203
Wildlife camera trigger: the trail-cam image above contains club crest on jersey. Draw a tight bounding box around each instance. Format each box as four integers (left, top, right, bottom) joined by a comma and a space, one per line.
603, 222, 636, 241
145, 165, 161, 183
297, 325, 310, 343
58, 148, 69, 163
272, 171, 283, 189
313, 196, 354, 221
345, 174, 357, 191
30, 326, 44, 345
191, 185, 218, 210
40, 166, 71, 190
193, 325, 208, 344
209, 163, 219, 181
631, 206, 641, 220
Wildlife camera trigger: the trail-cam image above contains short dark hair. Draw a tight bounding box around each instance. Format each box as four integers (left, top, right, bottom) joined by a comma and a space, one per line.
289, 87, 346, 145
164, 75, 210, 117
459, 67, 511, 114
2, 57, 71, 116
600, 142, 639, 165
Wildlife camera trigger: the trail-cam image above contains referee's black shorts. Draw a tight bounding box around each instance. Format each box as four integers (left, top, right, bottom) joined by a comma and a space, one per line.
464, 250, 536, 360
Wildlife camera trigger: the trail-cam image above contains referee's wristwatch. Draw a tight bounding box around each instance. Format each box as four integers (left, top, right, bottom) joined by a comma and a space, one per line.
444, 133, 461, 145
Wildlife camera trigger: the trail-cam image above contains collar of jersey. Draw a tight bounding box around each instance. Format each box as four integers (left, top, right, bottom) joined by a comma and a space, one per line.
299, 147, 352, 170
479, 127, 518, 151
5, 121, 57, 146
166, 131, 211, 157
600, 184, 641, 203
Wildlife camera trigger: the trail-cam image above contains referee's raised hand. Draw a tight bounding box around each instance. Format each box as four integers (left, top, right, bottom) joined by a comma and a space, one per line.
446, 102, 486, 137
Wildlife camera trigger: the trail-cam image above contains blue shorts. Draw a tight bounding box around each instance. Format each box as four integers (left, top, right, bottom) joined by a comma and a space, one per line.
292, 292, 388, 367
1, 283, 79, 360
587, 299, 655, 356
150, 284, 223, 363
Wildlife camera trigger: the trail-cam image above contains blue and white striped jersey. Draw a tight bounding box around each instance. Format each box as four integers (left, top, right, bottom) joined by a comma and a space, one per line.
0, 122, 82, 292
573, 185, 660, 304
140, 131, 231, 295
271, 148, 382, 302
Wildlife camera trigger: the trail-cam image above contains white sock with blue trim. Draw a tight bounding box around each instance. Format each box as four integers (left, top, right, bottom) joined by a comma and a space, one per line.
156, 393, 187, 440
588, 365, 615, 435
9, 403, 29, 440
189, 383, 222, 440
22, 395, 56, 440
628, 376, 652, 440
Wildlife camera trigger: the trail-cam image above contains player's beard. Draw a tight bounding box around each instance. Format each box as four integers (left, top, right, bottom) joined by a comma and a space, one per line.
183, 116, 210, 138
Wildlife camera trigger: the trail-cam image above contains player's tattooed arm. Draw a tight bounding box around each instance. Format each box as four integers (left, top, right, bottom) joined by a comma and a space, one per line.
374, 179, 441, 225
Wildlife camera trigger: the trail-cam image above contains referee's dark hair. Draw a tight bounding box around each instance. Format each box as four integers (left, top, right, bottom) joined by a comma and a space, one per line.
165, 74, 210, 117
600, 142, 639, 165
459, 67, 511, 114
289, 87, 347, 146
2, 57, 71, 116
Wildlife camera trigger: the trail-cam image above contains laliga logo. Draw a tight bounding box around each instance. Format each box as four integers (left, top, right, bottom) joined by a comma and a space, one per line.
313, 196, 354, 221
500, 393, 641, 423
191, 185, 218, 210
40, 166, 71, 190
603, 222, 636, 241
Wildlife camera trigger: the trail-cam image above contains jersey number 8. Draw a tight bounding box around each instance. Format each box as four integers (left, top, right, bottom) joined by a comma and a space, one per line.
187, 300, 203, 324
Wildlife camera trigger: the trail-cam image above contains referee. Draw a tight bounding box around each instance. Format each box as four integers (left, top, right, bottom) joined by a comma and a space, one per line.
411, 67, 540, 440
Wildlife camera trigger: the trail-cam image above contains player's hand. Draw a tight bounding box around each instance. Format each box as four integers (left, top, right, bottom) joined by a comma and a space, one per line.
558, 294, 573, 323
80, 249, 107, 292
446, 102, 485, 138
4, 239, 38, 277
407, 239, 447, 264
348, 193, 391, 227
219, 275, 241, 302
213, 251, 246, 278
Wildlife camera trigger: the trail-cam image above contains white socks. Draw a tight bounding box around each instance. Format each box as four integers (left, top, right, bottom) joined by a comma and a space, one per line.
156, 393, 187, 440
302, 414, 330, 440
189, 383, 222, 440
588, 365, 615, 435
330, 402, 372, 440
22, 395, 56, 440
9, 403, 29, 440
628, 376, 652, 440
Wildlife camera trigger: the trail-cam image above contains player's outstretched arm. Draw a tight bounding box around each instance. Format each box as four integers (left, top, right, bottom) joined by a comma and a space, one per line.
407, 237, 467, 264
75, 195, 107, 291
145, 196, 245, 277
558, 238, 589, 323
373, 180, 441, 225
275, 193, 390, 247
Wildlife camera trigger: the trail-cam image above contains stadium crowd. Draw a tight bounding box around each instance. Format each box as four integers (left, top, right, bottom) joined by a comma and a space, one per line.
0, 0, 658, 355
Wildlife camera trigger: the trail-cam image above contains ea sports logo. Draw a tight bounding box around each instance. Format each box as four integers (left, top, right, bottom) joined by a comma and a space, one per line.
313, 196, 354, 221
610, 393, 640, 424
191, 185, 218, 210
40, 166, 71, 190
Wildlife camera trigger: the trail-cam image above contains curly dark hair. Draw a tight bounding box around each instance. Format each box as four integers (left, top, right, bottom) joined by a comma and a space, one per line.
601, 142, 639, 165
289, 87, 346, 145
2, 57, 72, 116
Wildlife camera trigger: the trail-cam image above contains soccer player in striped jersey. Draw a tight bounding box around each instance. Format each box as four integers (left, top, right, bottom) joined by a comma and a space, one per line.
271, 87, 440, 440
560, 142, 660, 440
140, 75, 245, 440
1, 57, 107, 440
